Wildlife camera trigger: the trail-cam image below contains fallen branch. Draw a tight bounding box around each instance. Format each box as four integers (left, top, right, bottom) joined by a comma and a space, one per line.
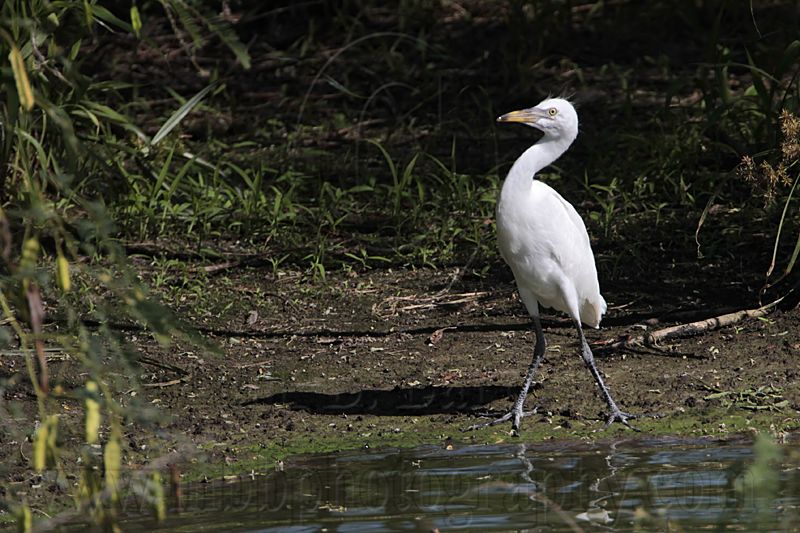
640, 305, 743, 327
599, 301, 780, 352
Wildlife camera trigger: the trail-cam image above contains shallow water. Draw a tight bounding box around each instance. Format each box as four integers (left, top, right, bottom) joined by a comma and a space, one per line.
114, 436, 798, 532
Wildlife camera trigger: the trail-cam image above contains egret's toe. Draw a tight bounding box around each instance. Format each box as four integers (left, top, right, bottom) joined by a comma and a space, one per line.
605, 409, 640, 432
464, 406, 538, 434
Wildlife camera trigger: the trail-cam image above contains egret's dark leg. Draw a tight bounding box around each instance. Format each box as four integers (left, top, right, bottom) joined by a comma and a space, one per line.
510, 314, 546, 430
575, 321, 639, 430
464, 314, 546, 433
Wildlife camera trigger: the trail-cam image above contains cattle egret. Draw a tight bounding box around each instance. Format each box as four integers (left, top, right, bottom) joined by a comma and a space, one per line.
468, 98, 636, 433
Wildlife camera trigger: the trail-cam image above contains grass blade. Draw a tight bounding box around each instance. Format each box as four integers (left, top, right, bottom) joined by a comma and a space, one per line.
765, 170, 800, 282
203, 14, 251, 69
151, 82, 218, 146
9, 46, 34, 110
92, 5, 134, 33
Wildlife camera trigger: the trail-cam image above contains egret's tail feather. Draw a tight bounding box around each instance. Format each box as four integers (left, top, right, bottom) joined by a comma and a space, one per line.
581, 295, 607, 329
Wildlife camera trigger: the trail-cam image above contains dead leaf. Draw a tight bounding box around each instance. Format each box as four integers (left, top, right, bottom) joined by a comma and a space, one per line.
427, 327, 455, 346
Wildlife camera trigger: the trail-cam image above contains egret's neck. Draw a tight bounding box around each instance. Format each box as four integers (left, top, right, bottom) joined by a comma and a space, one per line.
501, 136, 573, 196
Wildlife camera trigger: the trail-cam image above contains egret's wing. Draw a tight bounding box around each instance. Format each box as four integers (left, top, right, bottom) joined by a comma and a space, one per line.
534, 183, 606, 327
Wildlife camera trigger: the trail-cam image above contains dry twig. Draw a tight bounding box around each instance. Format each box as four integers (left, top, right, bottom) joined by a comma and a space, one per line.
373, 291, 489, 316
599, 301, 779, 351
142, 376, 190, 388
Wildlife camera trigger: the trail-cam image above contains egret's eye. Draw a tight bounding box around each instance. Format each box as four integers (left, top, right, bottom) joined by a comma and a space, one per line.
548, 108, 558, 117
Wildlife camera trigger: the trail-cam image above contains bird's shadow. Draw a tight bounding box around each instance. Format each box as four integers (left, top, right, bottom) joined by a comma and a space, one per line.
242, 385, 516, 416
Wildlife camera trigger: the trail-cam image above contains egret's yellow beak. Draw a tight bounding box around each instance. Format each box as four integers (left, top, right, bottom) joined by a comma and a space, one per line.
496, 108, 548, 124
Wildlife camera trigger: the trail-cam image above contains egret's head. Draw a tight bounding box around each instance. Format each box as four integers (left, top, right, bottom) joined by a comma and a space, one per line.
497, 98, 578, 142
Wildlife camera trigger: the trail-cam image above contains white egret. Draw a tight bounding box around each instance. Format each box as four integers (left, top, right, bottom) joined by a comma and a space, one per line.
469, 97, 636, 433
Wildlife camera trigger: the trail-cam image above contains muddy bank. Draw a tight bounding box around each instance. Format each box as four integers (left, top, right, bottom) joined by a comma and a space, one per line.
110, 258, 800, 475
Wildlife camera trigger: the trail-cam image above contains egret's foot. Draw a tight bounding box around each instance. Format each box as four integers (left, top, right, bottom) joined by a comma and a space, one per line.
463, 407, 538, 433
604, 408, 640, 432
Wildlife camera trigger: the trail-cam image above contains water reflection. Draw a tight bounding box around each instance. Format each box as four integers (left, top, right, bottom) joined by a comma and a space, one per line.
114, 436, 799, 532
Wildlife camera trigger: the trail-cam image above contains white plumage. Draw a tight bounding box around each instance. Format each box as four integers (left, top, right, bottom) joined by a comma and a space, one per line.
468, 98, 635, 433
498, 179, 606, 328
